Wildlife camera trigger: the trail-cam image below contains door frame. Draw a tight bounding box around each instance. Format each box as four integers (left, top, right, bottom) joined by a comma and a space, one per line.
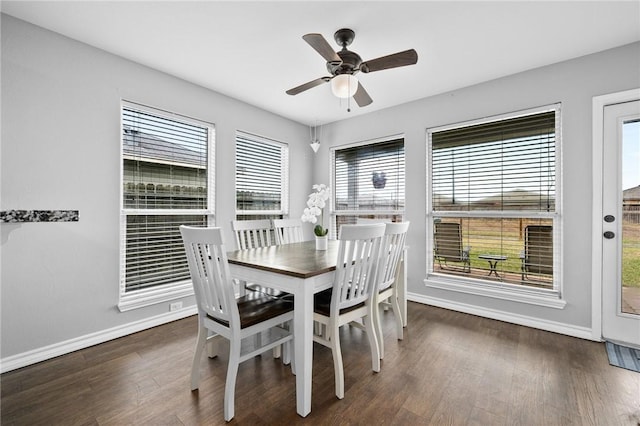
591, 88, 640, 341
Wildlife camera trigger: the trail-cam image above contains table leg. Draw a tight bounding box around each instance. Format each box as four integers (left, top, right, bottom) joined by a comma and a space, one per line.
487, 260, 500, 277
294, 283, 314, 417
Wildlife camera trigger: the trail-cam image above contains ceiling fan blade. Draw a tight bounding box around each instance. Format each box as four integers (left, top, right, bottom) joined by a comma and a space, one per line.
353, 82, 373, 107
286, 77, 331, 96
360, 49, 418, 73
302, 33, 342, 65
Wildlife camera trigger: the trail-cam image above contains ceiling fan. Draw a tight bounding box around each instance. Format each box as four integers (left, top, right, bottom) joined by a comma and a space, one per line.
286, 28, 418, 109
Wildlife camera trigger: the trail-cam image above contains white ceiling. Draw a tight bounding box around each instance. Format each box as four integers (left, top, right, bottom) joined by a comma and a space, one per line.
2, 1, 639, 126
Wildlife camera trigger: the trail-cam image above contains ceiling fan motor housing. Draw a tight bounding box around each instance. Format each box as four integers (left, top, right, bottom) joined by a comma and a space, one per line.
325, 28, 362, 76
327, 50, 362, 75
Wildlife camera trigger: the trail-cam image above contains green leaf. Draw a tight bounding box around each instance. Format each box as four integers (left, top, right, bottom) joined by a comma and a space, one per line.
314, 225, 328, 236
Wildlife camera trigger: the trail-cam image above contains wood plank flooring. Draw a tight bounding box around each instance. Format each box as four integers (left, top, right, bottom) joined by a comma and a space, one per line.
2, 302, 639, 425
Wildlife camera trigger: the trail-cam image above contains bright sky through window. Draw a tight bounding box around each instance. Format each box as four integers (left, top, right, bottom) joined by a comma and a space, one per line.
623, 120, 640, 190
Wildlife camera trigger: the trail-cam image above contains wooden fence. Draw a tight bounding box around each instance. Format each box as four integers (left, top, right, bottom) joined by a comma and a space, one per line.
624, 204, 640, 224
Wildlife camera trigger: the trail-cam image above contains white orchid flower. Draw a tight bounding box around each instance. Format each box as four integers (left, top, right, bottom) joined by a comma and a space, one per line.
301, 184, 330, 234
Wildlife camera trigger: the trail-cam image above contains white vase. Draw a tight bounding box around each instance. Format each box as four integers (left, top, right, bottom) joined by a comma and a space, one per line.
315, 235, 328, 250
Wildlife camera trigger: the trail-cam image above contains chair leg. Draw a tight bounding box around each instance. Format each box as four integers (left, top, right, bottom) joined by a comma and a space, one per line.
282, 337, 291, 366
275, 320, 292, 360
191, 323, 207, 390
372, 299, 384, 360
389, 292, 403, 341
364, 312, 381, 373
224, 338, 241, 422
289, 338, 296, 375
282, 334, 295, 372
255, 332, 268, 359
329, 322, 345, 399
206, 331, 221, 358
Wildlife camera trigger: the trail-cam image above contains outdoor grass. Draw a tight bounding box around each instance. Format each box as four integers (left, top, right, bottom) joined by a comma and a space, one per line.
436, 219, 640, 288
623, 221, 640, 288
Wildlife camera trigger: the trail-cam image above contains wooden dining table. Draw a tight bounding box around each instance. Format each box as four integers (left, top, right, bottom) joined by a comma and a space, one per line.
226, 239, 407, 417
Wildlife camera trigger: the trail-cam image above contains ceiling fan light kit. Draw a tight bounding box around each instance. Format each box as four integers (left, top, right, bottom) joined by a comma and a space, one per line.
286, 28, 418, 110
331, 74, 358, 98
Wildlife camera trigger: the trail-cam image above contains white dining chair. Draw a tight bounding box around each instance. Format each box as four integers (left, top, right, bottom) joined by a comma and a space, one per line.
180, 225, 294, 422
231, 219, 274, 249
231, 219, 288, 294
373, 221, 410, 359
231, 219, 290, 358
313, 223, 385, 399
272, 218, 304, 245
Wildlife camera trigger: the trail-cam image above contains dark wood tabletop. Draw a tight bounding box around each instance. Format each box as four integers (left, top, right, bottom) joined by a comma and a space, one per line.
227, 240, 339, 279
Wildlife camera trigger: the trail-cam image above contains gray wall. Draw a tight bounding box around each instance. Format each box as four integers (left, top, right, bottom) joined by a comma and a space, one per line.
2, 12, 639, 368
313, 41, 640, 332
0, 15, 313, 363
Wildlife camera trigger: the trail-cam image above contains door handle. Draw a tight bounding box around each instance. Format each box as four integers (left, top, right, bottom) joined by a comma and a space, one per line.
603, 231, 615, 239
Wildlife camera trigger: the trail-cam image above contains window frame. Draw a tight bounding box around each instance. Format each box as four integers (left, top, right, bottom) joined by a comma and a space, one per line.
235, 131, 289, 219
425, 104, 565, 308
330, 135, 405, 237
118, 101, 215, 312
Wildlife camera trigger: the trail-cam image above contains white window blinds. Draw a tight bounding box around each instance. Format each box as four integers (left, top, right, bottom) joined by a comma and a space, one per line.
123, 107, 210, 210
235, 132, 288, 215
121, 104, 213, 294
431, 110, 556, 212
427, 106, 560, 293
334, 138, 405, 211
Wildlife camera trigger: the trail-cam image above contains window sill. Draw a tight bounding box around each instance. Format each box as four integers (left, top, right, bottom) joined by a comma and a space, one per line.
118, 281, 194, 312
424, 274, 566, 309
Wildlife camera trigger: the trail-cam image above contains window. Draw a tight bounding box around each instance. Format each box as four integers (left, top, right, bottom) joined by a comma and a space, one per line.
119, 102, 214, 311
427, 105, 562, 303
235, 131, 289, 220
331, 137, 405, 237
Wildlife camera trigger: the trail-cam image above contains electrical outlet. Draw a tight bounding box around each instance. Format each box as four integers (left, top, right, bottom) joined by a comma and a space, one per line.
169, 301, 183, 312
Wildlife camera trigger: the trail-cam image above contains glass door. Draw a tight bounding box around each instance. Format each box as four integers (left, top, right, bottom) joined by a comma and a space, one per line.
602, 100, 640, 347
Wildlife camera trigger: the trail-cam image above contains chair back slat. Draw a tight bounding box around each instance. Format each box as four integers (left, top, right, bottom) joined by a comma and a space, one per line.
378, 222, 410, 292
180, 226, 239, 325
524, 225, 553, 275
231, 219, 274, 249
434, 222, 464, 260
272, 218, 304, 245
333, 224, 385, 312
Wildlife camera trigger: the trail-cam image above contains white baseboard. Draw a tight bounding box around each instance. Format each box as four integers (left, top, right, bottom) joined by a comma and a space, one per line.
408, 292, 597, 341
0, 306, 197, 373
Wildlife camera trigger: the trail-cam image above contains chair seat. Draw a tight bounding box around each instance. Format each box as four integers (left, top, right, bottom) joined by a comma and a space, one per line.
313, 288, 365, 316
246, 283, 292, 299
209, 292, 293, 329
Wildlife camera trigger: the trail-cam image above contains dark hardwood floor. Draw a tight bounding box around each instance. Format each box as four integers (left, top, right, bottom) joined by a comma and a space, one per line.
2, 302, 639, 425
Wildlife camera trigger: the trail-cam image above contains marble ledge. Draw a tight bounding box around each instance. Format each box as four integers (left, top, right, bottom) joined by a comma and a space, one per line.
0, 210, 79, 223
